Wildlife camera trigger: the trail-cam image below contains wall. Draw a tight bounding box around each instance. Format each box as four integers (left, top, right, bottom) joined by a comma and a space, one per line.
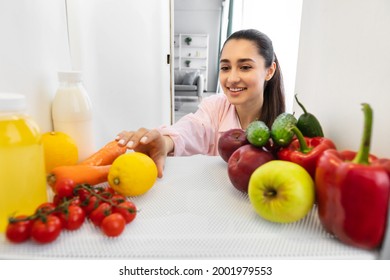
295, 0, 390, 157
0, 0, 71, 132
235, 0, 303, 112
174, 0, 222, 92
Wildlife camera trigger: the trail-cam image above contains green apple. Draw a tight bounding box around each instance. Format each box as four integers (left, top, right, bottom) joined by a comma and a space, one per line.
248, 160, 315, 223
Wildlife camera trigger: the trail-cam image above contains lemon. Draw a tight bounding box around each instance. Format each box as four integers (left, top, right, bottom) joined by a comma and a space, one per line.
108, 152, 158, 196
41, 131, 79, 173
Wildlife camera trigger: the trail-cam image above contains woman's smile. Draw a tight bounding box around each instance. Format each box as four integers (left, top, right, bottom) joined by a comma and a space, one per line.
228, 87, 247, 96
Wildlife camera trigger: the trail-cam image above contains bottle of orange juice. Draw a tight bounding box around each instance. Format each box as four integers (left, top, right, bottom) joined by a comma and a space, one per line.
0, 93, 48, 232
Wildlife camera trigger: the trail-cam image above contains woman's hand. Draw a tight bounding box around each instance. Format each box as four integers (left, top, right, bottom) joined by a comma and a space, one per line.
115, 128, 173, 178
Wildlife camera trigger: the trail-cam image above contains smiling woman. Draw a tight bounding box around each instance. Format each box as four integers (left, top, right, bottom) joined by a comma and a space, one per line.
116, 29, 285, 178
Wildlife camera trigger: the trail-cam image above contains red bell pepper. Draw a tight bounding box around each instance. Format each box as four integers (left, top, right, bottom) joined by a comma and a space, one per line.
315, 103, 390, 249
277, 126, 336, 178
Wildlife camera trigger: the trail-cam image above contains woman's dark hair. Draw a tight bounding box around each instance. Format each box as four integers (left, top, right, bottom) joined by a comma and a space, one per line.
222, 29, 285, 127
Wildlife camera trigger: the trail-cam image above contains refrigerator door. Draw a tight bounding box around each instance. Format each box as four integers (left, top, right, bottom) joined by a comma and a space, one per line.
67, 0, 173, 148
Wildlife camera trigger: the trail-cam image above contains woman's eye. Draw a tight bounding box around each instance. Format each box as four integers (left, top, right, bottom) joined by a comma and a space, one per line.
220, 66, 230, 71
241, 65, 252, 70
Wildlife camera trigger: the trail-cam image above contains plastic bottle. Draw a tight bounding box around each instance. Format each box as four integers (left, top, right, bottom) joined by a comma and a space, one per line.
0, 93, 48, 232
52, 71, 95, 162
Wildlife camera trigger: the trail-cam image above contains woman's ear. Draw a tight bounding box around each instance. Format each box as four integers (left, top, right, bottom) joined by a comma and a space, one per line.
265, 62, 276, 81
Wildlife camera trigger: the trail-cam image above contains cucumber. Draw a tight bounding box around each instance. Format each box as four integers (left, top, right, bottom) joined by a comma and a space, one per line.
295, 94, 324, 137
270, 113, 297, 146
246, 120, 270, 147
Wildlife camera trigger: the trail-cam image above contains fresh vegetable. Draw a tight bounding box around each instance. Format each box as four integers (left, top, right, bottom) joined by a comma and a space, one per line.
89, 202, 112, 227
5, 216, 33, 243
295, 94, 324, 137
245, 120, 270, 147
47, 165, 111, 188
56, 205, 86, 230
101, 213, 126, 237
315, 103, 390, 249
30, 215, 62, 244
6, 183, 138, 244
113, 201, 137, 224
277, 135, 336, 179
54, 178, 76, 199
79, 140, 127, 166
270, 113, 298, 146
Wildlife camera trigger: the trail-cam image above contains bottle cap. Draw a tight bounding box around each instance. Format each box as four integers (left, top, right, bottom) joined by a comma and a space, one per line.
0, 93, 27, 112
58, 71, 83, 83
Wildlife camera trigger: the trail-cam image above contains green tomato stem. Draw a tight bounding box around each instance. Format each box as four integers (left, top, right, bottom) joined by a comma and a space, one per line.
352, 103, 373, 165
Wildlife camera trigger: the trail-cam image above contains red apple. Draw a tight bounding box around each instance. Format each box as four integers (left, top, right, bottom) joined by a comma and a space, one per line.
218, 129, 248, 162
228, 144, 275, 193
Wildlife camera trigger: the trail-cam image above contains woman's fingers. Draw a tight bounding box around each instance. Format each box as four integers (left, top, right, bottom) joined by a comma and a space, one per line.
115, 128, 153, 149
115, 128, 166, 178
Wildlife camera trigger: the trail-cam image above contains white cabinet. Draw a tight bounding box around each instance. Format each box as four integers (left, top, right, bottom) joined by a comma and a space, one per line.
174, 33, 209, 90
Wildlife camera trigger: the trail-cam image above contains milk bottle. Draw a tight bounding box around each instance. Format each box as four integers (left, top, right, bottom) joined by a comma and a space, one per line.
52, 71, 95, 161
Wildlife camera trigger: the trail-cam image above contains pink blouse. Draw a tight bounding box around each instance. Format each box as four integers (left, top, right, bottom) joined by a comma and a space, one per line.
157, 94, 241, 156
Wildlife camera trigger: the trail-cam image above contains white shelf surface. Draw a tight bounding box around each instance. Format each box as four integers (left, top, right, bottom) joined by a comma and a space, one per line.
0, 155, 378, 259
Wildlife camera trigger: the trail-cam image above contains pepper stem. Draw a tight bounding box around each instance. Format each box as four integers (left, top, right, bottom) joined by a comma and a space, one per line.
291, 126, 312, 154
352, 103, 373, 165
295, 94, 308, 114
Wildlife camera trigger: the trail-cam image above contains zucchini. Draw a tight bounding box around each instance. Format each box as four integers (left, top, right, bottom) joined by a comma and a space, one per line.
271, 113, 298, 146
295, 94, 324, 137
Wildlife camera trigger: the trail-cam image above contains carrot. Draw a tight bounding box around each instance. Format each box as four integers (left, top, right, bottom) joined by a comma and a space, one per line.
47, 165, 111, 188
79, 140, 127, 166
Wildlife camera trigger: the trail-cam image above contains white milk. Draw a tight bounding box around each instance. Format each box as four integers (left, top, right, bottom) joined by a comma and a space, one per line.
52, 71, 95, 161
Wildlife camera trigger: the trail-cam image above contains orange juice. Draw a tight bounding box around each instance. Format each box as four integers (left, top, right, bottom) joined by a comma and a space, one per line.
0, 93, 47, 232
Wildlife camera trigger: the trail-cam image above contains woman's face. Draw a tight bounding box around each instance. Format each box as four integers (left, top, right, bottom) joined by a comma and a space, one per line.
219, 39, 275, 108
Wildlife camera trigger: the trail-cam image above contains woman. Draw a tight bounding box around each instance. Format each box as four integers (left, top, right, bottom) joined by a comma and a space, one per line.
116, 29, 285, 177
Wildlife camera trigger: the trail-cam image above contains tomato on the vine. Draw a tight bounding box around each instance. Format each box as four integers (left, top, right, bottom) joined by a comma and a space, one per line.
74, 187, 90, 201
97, 187, 116, 199
31, 215, 62, 244
89, 202, 112, 227
54, 178, 75, 199
113, 201, 137, 224
36, 202, 56, 214
110, 194, 127, 205
101, 213, 125, 237
57, 205, 86, 230
81, 195, 101, 214
6, 215, 33, 243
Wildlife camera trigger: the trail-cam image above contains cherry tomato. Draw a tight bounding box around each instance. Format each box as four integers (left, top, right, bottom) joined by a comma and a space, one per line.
101, 213, 126, 237
5, 216, 33, 243
54, 178, 75, 199
36, 202, 56, 214
81, 195, 101, 214
31, 215, 62, 244
57, 205, 86, 230
74, 187, 90, 201
89, 202, 112, 227
110, 194, 127, 205
113, 201, 137, 224
98, 187, 116, 199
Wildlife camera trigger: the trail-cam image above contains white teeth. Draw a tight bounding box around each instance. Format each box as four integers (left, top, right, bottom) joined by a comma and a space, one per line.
229, 88, 244, 92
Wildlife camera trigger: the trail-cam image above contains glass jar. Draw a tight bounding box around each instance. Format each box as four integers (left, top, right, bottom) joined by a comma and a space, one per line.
0, 93, 48, 232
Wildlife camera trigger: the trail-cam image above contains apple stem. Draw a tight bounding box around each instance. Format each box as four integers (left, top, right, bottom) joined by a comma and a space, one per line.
264, 189, 277, 197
